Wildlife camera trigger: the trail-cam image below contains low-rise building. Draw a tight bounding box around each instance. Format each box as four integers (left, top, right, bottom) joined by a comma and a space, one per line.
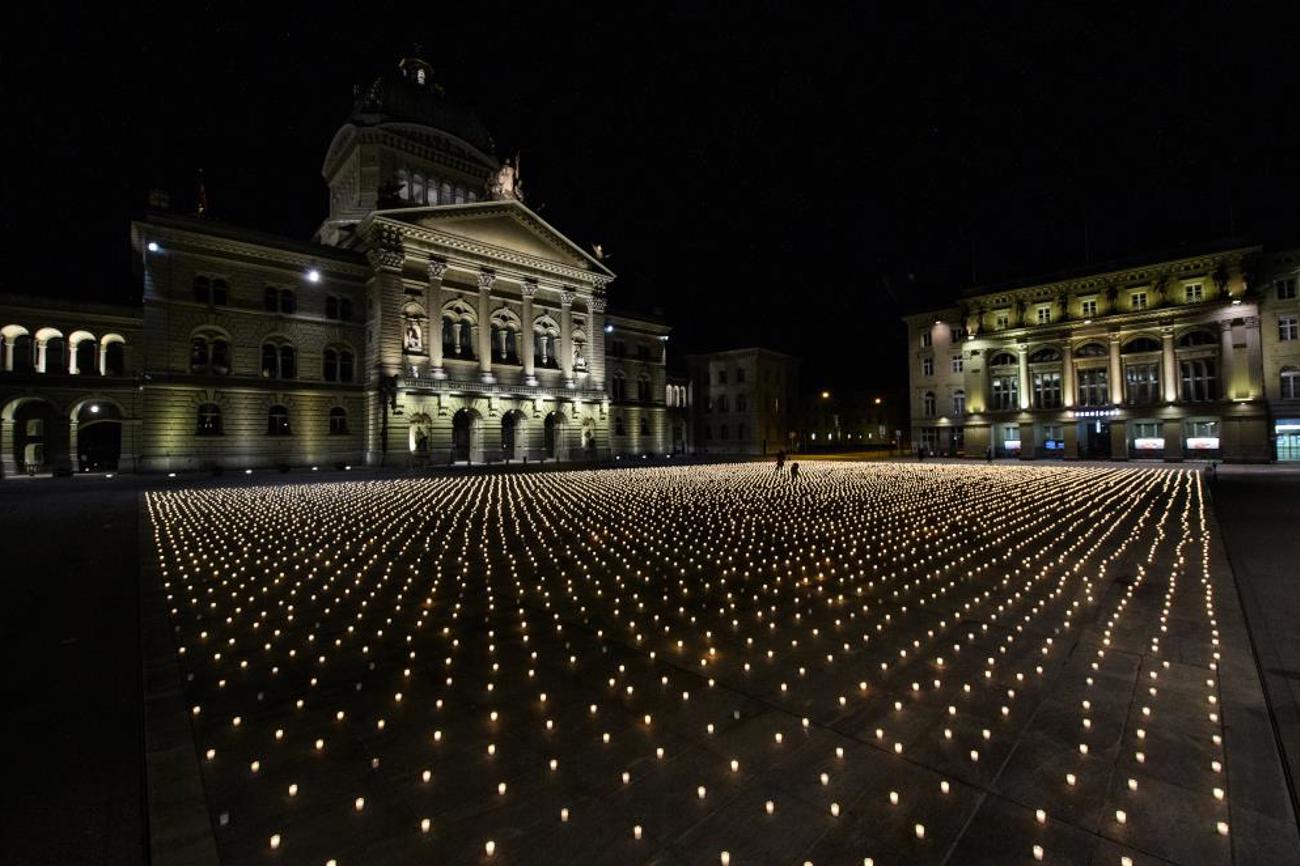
689, 347, 798, 455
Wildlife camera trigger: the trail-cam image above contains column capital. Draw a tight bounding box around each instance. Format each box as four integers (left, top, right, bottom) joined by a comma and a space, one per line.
427, 259, 448, 281
520, 279, 540, 299
366, 225, 405, 271
478, 270, 497, 291
559, 287, 576, 307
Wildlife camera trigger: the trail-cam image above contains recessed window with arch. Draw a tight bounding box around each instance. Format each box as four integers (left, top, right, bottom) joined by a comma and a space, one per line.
490, 308, 521, 364
2, 325, 34, 373
637, 373, 651, 403
611, 371, 627, 401
190, 329, 231, 375
1028, 346, 1062, 409
988, 351, 1020, 411
923, 391, 936, 417
323, 345, 355, 383
441, 299, 477, 360
196, 402, 223, 436
533, 314, 560, 368
1122, 335, 1162, 405
261, 338, 296, 379
34, 327, 66, 374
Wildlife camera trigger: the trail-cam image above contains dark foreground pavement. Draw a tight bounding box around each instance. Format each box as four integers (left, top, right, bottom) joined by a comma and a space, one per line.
1212, 467, 1300, 832
0, 479, 145, 865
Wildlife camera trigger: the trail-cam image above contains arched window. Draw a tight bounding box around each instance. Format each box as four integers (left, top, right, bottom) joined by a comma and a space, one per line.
953, 390, 966, 415
533, 315, 560, 367
1028, 347, 1061, 363
267, 405, 291, 436
11, 333, 34, 372
989, 351, 1018, 367
612, 372, 627, 401
637, 376, 651, 402
191, 337, 210, 371
102, 338, 126, 376
193, 275, 211, 303
260, 340, 295, 379
279, 345, 295, 379
196, 403, 222, 436
1178, 329, 1217, 348
211, 339, 230, 375
73, 338, 96, 375
923, 391, 936, 417
329, 407, 348, 435
323, 348, 338, 382
1280, 367, 1299, 400
338, 350, 354, 383
1122, 336, 1162, 354
1074, 342, 1107, 358
42, 335, 66, 374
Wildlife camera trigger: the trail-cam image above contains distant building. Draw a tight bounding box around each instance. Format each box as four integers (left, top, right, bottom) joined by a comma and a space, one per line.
689, 348, 798, 455
0, 55, 676, 476
904, 241, 1300, 462
795, 390, 901, 452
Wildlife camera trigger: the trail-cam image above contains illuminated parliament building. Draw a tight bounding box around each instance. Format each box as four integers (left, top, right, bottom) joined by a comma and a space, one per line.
0, 56, 683, 476
906, 242, 1300, 462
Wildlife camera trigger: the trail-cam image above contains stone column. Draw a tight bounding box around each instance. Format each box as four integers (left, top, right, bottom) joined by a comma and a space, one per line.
1161, 328, 1178, 403
559, 288, 575, 387
1244, 316, 1264, 399
521, 280, 538, 385
1017, 345, 1030, 410
98, 344, 108, 376
477, 271, 495, 384
590, 289, 607, 390
36, 340, 48, 374
1219, 320, 1236, 400
428, 260, 447, 379
1061, 341, 1075, 408
1108, 333, 1124, 404
3, 340, 13, 372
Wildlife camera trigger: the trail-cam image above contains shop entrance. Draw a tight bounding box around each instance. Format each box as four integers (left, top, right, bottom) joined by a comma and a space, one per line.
1080, 420, 1112, 459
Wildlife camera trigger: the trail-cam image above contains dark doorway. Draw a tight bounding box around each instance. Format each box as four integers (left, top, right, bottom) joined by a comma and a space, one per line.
77, 403, 122, 471
452, 410, 472, 462
501, 412, 517, 460
1082, 420, 1112, 459
544, 413, 558, 460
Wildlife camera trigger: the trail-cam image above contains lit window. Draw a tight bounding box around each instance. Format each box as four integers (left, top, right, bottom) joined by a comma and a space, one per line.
995, 313, 1010, 330
1277, 278, 1298, 300
951, 355, 963, 373
1131, 292, 1148, 311
1036, 307, 1052, 324
923, 391, 936, 417
1280, 315, 1298, 342
1184, 283, 1204, 303
921, 330, 932, 347
1081, 299, 1097, 318
922, 357, 934, 376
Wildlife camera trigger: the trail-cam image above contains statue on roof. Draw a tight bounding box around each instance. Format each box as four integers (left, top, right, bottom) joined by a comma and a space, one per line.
488, 155, 524, 202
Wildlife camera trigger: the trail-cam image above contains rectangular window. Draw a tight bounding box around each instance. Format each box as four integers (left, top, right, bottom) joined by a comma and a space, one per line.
1042, 424, 1064, 452
1125, 363, 1160, 405
952, 326, 967, 341
991, 375, 1019, 411
1133, 421, 1162, 446
1036, 307, 1052, 324
1131, 292, 1148, 310
1077, 368, 1109, 406
922, 357, 934, 376
1280, 315, 1298, 342
921, 330, 932, 347
1184, 283, 1204, 303
1002, 424, 1021, 452
736, 368, 745, 383
1186, 420, 1220, 451
1081, 299, 1097, 318
995, 313, 1010, 330
1032, 371, 1062, 408
326, 296, 339, 319
340, 299, 353, 321
1277, 278, 1298, 300
1179, 359, 1218, 402
951, 355, 964, 373
717, 369, 727, 384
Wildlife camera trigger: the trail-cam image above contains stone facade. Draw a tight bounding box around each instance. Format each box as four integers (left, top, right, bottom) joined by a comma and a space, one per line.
0, 56, 678, 476
689, 348, 798, 455
905, 242, 1300, 463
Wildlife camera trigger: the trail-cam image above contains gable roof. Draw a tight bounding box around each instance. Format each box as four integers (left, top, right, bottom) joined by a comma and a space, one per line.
373, 199, 615, 280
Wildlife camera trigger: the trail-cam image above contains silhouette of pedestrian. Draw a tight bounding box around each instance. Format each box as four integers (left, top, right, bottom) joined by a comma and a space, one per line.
986, 445, 993, 464
775, 449, 786, 473
790, 462, 800, 482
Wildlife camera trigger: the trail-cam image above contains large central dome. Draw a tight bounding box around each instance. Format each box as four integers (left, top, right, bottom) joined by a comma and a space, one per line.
350, 57, 495, 157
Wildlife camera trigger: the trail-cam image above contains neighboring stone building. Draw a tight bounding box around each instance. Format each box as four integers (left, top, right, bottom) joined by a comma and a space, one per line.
689, 348, 798, 455
0, 55, 677, 476
905, 241, 1300, 462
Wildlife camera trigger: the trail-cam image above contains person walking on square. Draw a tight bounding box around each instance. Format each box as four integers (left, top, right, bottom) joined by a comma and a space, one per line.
789, 461, 800, 482
775, 449, 786, 474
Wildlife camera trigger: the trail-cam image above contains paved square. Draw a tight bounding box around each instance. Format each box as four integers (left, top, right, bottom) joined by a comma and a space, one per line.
145, 463, 1298, 865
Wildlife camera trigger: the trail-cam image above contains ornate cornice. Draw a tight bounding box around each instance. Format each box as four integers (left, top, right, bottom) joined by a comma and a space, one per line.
366, 225, 405, 271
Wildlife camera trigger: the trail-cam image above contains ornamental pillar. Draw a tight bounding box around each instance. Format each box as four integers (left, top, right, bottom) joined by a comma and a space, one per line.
521, 280, 538, 385
36, 340, 49, 374
428, 260, 447, 379
1108, 333, 1123, 404
1061, 340, 1075, 408
559, 288, 575, 387
1244, 316, 1264, 399
477, 271, 495, 384
1219, 320, 1236, 399
1017, 345, 1030, 410
590, 288, 607, 389
1161, 328, 1178, 403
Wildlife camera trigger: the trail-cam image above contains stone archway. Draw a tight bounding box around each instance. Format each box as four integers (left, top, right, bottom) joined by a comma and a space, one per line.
500, 409, 526, 462
1, 396, 64, 477
544, 410, 568, 461
452, 408, 483, 463
72, 400, 123, 472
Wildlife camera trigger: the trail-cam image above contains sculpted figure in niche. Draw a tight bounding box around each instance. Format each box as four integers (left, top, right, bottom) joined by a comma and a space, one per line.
405, 321, 423, 351
573, 342, 587, 370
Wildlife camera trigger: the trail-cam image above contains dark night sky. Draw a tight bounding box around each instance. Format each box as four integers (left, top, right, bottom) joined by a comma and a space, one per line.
5, 4, 1298, 398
